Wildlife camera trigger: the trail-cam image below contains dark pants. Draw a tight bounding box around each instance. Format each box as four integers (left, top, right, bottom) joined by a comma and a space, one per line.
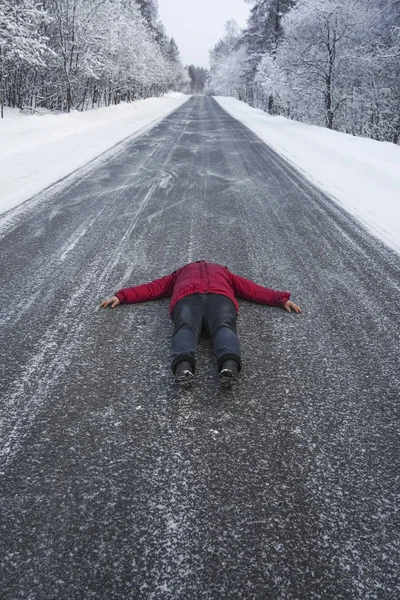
171, 293, 241, 373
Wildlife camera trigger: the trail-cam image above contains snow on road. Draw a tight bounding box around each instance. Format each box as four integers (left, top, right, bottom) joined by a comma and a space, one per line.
1, 92, 399, 256
0, 92, 189, 215
215, 97, 400, 255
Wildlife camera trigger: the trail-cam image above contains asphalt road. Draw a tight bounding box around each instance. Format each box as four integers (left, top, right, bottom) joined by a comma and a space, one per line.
0, 96, 399, 599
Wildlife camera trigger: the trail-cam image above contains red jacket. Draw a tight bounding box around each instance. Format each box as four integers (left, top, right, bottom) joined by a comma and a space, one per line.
115, 260, 290, 314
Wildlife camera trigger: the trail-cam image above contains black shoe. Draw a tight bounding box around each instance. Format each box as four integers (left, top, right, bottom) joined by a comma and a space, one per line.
174, 361, 194, 386
219, 360, 239, 388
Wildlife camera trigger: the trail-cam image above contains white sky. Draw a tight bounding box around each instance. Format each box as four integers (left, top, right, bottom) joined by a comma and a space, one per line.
157, 0, 250, 68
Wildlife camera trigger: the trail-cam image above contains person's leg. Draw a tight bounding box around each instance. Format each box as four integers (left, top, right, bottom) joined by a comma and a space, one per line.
204, 294, 241, 373
171, 294, 203, 374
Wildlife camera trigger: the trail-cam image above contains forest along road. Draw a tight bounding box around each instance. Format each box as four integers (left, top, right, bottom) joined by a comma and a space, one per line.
0, 96, 399, 600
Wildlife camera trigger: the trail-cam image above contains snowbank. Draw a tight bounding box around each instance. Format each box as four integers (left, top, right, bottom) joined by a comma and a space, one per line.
215, 96, 400, 255
0, 93, 190, 214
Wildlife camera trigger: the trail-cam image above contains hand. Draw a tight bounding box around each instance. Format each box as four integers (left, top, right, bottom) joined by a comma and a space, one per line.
100, 296, 120, 309
284, 300, 302, 313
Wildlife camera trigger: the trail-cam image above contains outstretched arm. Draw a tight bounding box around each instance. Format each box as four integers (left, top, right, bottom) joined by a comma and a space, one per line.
230, 271, 291, 307
230, 271, 301, 312
100, 271, 177, 308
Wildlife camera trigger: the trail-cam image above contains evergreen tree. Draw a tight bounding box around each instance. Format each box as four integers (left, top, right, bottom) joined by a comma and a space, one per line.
241, 0, 295, 109
188, 65, 208, 94
135, 0, 158, 28
165, 37, 180, 62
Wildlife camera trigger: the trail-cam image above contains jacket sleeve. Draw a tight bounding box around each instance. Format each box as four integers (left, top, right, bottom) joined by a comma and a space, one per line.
115, 272, 176, 305
230, 272, 290, 307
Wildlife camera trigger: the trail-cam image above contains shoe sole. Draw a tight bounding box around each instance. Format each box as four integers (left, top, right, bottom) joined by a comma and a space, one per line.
219, 371, 238, 389
175, 372, 194, 387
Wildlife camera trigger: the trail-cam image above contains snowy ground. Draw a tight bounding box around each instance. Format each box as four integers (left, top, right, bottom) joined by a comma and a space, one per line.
215, 97, 400, 255
0, 92, 189, 215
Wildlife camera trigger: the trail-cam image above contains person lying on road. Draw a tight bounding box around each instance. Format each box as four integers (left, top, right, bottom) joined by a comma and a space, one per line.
101, 260, 302, 388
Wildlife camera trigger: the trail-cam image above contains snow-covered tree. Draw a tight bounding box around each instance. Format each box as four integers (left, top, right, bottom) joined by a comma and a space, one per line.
164, 37, 179, 62
209, 20, 250, 101
243, 0, 295, 69
0, 0, 50, 117
188, 65, 208, 94
356, 0, 400, 141
240, 0, 399, 141
255, 0, 400, 139
241, 0, 295, 109
0, 0, 185, 114
135, 0, 158, 29
207, 0, 398, 142
83, 0, 168, 104
160, 36, 190, 92
274, 0, 370, 128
